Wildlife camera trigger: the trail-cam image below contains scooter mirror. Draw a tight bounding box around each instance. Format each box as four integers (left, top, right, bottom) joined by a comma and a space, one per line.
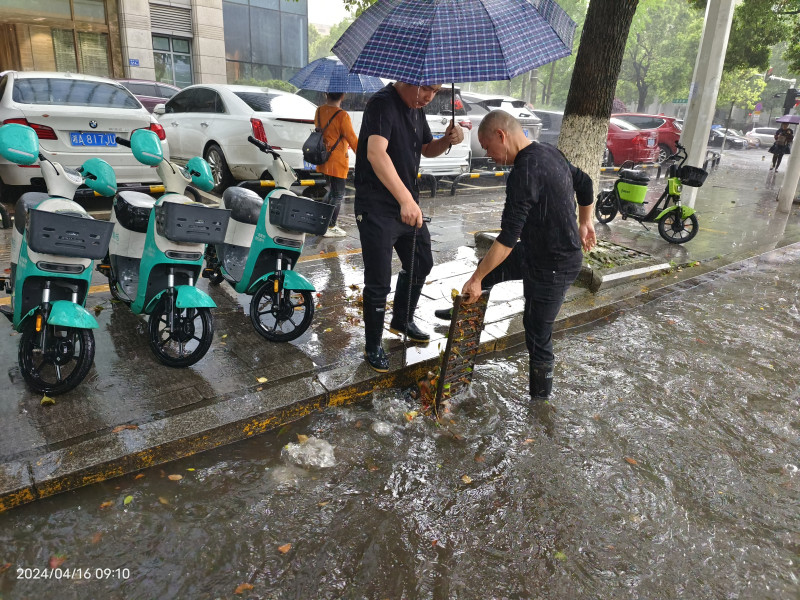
81, 157, 118, 197
186, 156, 215, 192
0, 123, 39, 165
130, 128, 163, 166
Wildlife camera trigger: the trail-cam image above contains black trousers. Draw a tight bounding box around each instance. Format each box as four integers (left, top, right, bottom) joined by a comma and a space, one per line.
324, 175, 345, 226
356, 211, 433, 305
482, 244, 581, 365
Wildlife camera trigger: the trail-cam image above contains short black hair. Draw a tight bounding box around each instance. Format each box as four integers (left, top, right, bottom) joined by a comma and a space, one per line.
326, 92, 344, 102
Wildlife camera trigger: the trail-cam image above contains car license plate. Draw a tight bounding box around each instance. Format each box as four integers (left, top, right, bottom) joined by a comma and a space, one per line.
647, 138, 656, 147
70, 132, 117, 147
303, 160, 316, 171
523, 128, 530, 138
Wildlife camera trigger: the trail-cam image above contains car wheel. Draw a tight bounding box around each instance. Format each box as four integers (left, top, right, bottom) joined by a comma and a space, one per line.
658, 144, 671, 163
204, 144, 233, 194
603, 148, 614, 167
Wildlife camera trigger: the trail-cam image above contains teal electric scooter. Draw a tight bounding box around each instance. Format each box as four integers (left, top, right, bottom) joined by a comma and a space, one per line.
0, 123, 116, 394
202, 136, 333, 342
97, 129, 228, 367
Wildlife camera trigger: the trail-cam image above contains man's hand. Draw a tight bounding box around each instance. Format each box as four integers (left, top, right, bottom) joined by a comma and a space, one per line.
445, 122, 464, 145
400, 199, 423, 228
579, 221, 597, 252
461, 274, 482, 304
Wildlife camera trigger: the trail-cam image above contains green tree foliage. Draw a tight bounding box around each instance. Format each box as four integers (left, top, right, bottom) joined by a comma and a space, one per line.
309, 19, 355, 62
233, 78, 297, 93
717, 68, 767, 112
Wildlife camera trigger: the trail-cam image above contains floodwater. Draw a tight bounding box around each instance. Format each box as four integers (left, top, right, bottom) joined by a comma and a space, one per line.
2, 250, 800, 600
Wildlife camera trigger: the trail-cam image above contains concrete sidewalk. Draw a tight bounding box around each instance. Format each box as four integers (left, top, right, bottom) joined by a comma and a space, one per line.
1, 149, 799, 512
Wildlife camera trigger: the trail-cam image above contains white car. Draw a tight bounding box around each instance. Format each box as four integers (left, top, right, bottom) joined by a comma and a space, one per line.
0, 71, 169, 204
156, 84, 318, 193
746, 126, 779, 147
296, 85, 473, 178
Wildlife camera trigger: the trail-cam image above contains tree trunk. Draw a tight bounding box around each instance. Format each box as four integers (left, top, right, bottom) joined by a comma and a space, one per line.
637, 83, 648, 111
561, 0, 640, 195
530, 69, 538, 106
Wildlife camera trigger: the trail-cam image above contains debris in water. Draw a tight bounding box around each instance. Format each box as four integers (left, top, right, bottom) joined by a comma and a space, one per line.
371, 421, 394, 436
282, 436, 336, 468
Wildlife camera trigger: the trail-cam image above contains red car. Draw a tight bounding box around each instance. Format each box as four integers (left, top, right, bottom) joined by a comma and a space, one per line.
117, 79, 180, 113
612, 112, 682, 162
604, 117, 659, 166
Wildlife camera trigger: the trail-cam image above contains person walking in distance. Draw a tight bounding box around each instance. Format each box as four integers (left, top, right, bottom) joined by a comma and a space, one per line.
768, 122, 794, 172
315, 92, 358, 237
436, 109, 596, 401
355, 82, 464, 372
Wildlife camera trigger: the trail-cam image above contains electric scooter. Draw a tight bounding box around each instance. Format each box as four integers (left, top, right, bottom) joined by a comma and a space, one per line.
96, 129, 229, 367
202, 136, 334, 341
0, 123, 117, 394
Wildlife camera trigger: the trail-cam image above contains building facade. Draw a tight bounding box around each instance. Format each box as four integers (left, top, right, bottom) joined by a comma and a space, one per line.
0, 0, 308, 86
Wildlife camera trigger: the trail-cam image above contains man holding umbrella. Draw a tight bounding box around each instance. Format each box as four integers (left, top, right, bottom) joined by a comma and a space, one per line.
355, 81, 463, 372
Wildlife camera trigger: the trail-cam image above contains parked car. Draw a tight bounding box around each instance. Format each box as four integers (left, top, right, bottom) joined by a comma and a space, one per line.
720, 128, 758, 148
157, 84, 318, 193
612, 112, 682, 162
460, 91, 542, 141
296, 85, 473, 177
534, 109, 564, 146
118, 79, 180, 113
604, 117, 659, 166
707, 128, 748, 150
0, 70, 168, 205
746, 126, 780, 147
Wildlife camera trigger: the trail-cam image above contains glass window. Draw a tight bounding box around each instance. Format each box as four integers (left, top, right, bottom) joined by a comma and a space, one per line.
3, 0, 70, 18
153, 36, 192, 87
157, 84, 178, 99
152, 36, 170, 51
73, 0, 106, 22
252, 63, 277, 80
126, 82, 158, 96
165, 89, 195, 113
0, 76, 7, 102
223, 3, 251, 62
172, 38, 190, 54
280, 12, 305, 68
189, 88, 219, 113
250, 0, 278, 7
53, 29, 78, 73
12, 78, 140, 108
77, 32, 110, 77
234, 91, 279, 112
280, 0, 306, 14
173, 54, 192, 88
250, 8, 281, 65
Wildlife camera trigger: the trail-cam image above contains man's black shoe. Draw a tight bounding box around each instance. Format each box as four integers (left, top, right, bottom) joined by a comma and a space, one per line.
389, 320, 430, 343
433, 307, 453, 321
364, 346, 389, 372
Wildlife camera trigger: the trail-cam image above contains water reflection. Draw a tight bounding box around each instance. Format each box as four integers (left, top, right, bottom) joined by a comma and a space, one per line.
2, 250, 800, 599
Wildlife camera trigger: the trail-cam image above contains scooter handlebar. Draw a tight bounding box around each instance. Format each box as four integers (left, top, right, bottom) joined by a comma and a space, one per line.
247, 136, 280, 159
116, 136, 131, 148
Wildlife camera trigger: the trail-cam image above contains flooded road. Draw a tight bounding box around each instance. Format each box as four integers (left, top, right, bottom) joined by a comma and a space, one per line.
2, 248, 800, 599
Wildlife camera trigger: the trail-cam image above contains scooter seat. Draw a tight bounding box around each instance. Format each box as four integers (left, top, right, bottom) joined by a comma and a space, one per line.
115, 190, 156, 234
14, 192, 49, 235
222, 186, 262, 226
618, 169, 650, 184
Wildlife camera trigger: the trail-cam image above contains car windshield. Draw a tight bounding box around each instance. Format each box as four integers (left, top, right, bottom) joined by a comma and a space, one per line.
234, 91, 281, 112
236, 91, 316, 118
610, 117, 639, 130
12, 78, 140, 108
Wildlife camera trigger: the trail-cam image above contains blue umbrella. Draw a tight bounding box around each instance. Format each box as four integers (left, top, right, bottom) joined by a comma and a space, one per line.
331, 0, 576, 86
289, 56, 386, 93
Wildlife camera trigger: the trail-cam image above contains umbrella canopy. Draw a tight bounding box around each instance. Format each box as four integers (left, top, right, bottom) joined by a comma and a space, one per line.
331, 0, 576, 86
775, 114, 800, 124
288, 56, 386, 93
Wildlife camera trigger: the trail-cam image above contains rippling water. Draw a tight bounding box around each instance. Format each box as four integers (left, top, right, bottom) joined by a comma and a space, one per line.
2, 251, 800, 599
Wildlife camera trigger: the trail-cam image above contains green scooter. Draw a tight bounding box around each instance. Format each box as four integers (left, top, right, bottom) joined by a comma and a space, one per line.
0, 123, 117, 394
97, 129, 228, 367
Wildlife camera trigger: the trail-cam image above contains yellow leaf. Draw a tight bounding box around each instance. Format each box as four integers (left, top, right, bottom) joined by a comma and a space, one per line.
451, 288, 459, 300
158, 497, 170, 505
624, 457, 638, 466
134, 474, 145, 480
296, 434, 309, 443
234, 583, 254, 594
277, 543, 292, 554
318, 501, 330, 507
256, 376, 268, 383
323, 327, 333, 333
461, 475, 473, 484
187, 468, 195, 471
123, 495, 134, 505
40, 395, 55, 406
99, 500, 114, 509
522, 438, 535, 445
167, 474, 183, 481
221, 334, 228, 339
404, 410, 418, 421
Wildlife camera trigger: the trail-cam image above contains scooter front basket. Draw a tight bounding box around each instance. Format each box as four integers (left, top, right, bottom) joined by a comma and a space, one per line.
26, 209, 115, 260
155, 202, 231, 245
268, 194, 334, 235
677, 165, 708, 187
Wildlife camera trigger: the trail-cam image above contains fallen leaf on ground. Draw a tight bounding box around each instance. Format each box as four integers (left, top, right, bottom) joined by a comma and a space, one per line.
90, 532, 103, 544
158, 497, 170, 505
522, 438, 535, 445
94, 305, 104, 315
49, 555, 66, 569
221, 334, 228, 339
318, 501, 329, 507
0, 563, 11, 574
187, 468, 195, 471
554, 551, 567, 561
167, 474, 183, 481
256, 376, 268, 383
461, 475, 473, 484
404, 410, 419, 422
624, 457, 638, 466
40, 395, 55, 406
234, 583, 254, 594
323, 327, 333, 333
134, 473, 145, 480
474, 455, 485, 463
99, 500, 114, 509
296, 434, 309, 443
277, 543, 292, 554
123, 495, 134, 505
112, 424, 139, 433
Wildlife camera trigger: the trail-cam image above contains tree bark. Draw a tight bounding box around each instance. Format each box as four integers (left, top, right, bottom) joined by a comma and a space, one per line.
560, 0, 640, 195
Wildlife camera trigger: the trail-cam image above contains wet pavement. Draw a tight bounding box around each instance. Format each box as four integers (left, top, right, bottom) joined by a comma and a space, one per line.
1, 149, 799, 512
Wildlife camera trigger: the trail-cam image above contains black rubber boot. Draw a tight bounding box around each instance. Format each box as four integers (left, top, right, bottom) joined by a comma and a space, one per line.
363, 299, 389, 372
434, 307, 453, 321
530, 361, 554, 400
389, 271, 430, 343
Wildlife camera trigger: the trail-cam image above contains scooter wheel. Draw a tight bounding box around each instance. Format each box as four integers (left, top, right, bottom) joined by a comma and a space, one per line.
0, 202, 10, 229
249, 280, 314, 342
18, 322, 95, 395
207, 269, 224, 286
658, 211, 699, 244
595, 193, 618, 224
148, 302, 214, 367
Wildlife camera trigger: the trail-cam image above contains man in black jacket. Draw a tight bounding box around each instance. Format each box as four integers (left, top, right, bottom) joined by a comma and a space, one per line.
355, 82, 464, 372
437, 109, 596, 400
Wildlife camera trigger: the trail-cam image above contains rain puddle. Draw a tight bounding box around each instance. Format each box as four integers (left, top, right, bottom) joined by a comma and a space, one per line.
2, 251, 799, 599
